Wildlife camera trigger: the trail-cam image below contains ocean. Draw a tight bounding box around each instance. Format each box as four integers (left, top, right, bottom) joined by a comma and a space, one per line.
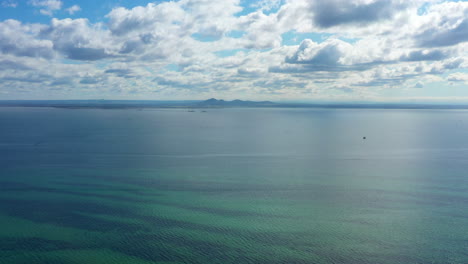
0, 107, 467, 264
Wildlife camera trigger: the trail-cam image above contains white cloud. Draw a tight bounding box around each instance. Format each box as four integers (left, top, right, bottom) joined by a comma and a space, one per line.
448, 72, 468, 82
41, 18, 116, 61
181, 0, 242, 39
29, 0, 61, 9
238, 11, 282, 49
29, 0, 62, 16
413, 2, 468, 48
0, 19, 54, 59
66, 5, 81, 15
286, 39, 353, 66
2, 0, 17, 7
106, 2, 186, 36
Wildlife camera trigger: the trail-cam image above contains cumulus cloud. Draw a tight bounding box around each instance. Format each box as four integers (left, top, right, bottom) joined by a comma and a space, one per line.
0, 20, 54, 59
29, 0, 62, 16
400, 50, 450, 62
239, 11, 282, 49
282, 38, 384, 72
408, 2, 468, 48
286, 39, 352, 66
429, 58, 464, 74
309, 0, 408, 28
416, 20, 468, 48
237, 67, 265, 77
447, 73, 468, 82
183, 0, 242, 39
106, 2, 185, 36
66, 5, 81, 15
40, 18, 116, 60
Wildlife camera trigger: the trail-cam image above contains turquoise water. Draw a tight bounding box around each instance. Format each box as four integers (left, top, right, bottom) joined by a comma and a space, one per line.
0, 107, 467, 263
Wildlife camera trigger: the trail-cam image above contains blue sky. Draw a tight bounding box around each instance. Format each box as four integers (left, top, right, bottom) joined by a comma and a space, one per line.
0, 1, 164, 23
1, 0, 468, 101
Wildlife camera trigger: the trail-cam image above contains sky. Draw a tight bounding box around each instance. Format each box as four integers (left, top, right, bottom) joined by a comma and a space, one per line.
1, 0, 468, 102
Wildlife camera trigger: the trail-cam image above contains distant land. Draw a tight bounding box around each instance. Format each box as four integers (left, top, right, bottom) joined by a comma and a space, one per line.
1, 99, 468, 109
196, 98, 276, 107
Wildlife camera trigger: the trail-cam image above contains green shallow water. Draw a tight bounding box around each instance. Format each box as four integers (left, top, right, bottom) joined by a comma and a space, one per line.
0, 107, 467, 263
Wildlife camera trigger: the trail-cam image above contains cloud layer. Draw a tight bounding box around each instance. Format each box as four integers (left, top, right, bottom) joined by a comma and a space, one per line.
1, 0, 468, 101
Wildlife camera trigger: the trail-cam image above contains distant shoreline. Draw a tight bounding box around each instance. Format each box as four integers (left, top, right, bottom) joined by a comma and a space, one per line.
1, 99, 468, 110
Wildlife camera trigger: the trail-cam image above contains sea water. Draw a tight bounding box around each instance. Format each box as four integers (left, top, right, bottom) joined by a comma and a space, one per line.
0, 107, 467, 264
